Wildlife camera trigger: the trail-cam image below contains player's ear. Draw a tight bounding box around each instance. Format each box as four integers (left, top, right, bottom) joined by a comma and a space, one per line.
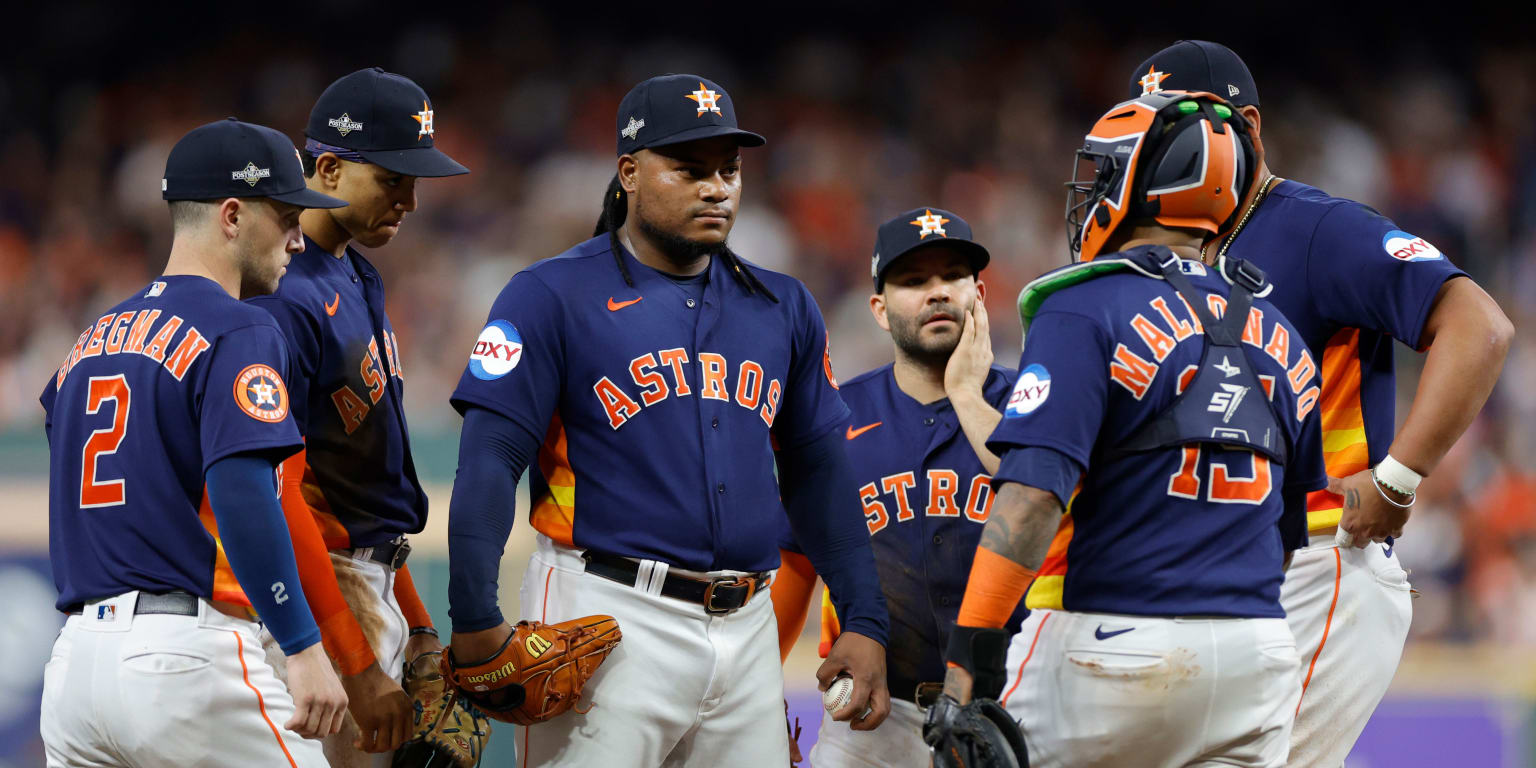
974, 279, 987, 302
617, 154, 639, 195
1238, 106, 1262, 139
313, 152, 344, 190
217, 198, 241, 240
870, 293, 890, 332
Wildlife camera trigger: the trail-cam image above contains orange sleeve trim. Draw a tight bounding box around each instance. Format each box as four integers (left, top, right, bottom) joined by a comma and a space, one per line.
393, 564, 433, 630
770, 549, 817, 663
279, 448, 376, 676
956, 547, 1036, 629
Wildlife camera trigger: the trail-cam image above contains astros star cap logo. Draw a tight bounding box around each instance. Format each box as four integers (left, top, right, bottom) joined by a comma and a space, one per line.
1140, 66, 1171, 95
686, 82, 722, 116
910, 209, 950, 239
412, 101, 434, 139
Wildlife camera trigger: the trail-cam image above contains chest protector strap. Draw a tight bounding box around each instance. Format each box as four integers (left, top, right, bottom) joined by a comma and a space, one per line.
1017, 245, 1287, 465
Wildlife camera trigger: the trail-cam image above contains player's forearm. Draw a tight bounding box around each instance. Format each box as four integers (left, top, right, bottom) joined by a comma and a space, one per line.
277, 449, 378, 675
446, 406, 539, 633
778, 429, 890, 646
208, 453, 323, 657
950, 390, 1003, 474
392, 564, 434, 630
978, 482, 1062, 571
1391, 278, 1512, 476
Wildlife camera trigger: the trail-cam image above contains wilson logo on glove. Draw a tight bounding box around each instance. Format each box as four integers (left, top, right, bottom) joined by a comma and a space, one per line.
442, 616, 622, 726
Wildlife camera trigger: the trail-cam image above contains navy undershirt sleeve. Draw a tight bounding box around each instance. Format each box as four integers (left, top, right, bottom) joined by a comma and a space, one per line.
777, 427, 890, 646
205, 453, 322, 656
446, 406, 541, 633
993, 446, 1084, 510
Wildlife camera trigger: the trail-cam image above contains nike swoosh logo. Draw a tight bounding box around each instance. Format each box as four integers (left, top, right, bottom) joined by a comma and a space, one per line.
324, 292, 340, 316
607, 296, 643, 311
845, 422, 883, 440
1094, 625, 1134, 641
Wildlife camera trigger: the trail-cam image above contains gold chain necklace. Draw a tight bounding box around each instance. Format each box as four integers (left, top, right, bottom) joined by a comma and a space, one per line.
1202, 174, 1279, 265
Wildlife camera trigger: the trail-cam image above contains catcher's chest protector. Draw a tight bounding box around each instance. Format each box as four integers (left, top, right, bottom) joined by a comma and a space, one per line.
1018, 245, 1287, 465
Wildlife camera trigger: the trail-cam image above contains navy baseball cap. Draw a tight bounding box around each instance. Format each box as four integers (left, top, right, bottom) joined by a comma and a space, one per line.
1129, 40, 1259, 107
871, 208, 991, 291
305, 67, 469, 178
615, 74, 766, 156
162, 118, 346, 208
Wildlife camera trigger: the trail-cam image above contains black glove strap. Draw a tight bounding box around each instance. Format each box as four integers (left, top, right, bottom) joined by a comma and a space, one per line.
945, 626, 1012, 701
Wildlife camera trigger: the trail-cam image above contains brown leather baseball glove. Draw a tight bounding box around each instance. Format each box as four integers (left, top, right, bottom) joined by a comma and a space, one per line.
441, 616, 621, 726
392, 651, 490, 768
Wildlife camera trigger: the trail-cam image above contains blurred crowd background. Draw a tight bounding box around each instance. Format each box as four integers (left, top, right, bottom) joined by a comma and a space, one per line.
3, 2, 1536, 763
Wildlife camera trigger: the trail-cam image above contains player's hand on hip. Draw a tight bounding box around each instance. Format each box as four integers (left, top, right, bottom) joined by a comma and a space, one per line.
1332, 471, 1411, 547
817, 631, 891, 731
943, 298, 993, 400
340, 660, 414, 753
283, 643, 350, 740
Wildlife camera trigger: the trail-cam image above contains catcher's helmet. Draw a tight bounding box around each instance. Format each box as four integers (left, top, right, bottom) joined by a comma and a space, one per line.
1066, 90, 1256, 262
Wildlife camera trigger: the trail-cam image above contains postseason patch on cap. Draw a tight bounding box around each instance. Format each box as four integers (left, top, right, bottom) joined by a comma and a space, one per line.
1006, 364, 1051, 417
234, 364, 289, 422
469, 320, 524, 380
1381, 230, 1444, 262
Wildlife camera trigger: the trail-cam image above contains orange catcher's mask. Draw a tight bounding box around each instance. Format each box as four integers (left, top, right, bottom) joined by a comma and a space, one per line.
1066, 90, 1256, 262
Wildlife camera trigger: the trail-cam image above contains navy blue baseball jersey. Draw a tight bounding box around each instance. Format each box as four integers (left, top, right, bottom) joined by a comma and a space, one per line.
781, 363, 1026, 697
450, 235, 849, 572
43, 276, 302, 610
248, 236, 425, 548
1221, 181, 1467, 531
994, 257, 1328, 619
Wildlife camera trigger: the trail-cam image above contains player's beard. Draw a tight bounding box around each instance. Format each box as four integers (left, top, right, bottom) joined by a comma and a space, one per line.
234, 238, 285, 299
889, 301, 968, 369
634, 197, 725, 267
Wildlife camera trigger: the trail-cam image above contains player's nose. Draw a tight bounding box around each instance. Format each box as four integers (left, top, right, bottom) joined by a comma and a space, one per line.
698, 174, 729, 202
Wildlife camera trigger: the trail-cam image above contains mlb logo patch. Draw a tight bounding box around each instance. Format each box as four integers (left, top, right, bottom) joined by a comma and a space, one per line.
96, 604, 116, 621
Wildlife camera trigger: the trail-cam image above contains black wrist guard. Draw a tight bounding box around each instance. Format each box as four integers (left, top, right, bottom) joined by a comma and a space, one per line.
945, 625, 1012, 701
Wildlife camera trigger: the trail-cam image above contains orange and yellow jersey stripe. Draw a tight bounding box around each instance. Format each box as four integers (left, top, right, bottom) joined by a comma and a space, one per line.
530, 413, 577, 545
1304, 329, 1370, 531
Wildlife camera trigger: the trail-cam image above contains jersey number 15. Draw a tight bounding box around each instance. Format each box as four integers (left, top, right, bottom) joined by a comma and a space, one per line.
1167, 444, 1273, 504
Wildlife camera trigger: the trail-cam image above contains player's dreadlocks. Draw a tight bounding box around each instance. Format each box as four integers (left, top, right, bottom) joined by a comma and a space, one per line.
594, 174, 779, 303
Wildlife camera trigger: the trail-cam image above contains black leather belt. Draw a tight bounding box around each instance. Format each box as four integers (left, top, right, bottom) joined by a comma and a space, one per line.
68, 591, 200, 617
581, 551, 768, 615
339, 536, 411, 571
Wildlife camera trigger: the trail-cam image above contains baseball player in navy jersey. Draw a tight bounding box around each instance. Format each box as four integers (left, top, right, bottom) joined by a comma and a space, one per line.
1129, 42, 1512, 766
442, 74, 891, 767
245, 67, 470, 765
932, 90, 1328, 767
772, 207, 1025, 767
39, 119, 350, 767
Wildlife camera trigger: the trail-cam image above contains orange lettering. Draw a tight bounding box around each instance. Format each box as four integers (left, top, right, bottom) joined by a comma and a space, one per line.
1130, 313, 1177, 362
1297, 386, 1320, 421
760, 379, 782, 427
80, 315, 112, 360
658, 348, 692, 396
163, 328, 210, 380
1287, 348, 1316, 394
1209, 452, 1273, 504
736, 360, 764, 410
361, 338, 386, 404
881, 472, 918, 522
859, 482, 889, 535
1149, 297, 1195, 341
123, 309, 161, 354
1263, 323, 1290, 368
629, 353, 669, 407
331, 386, 370, 434
594, 376, 643, 429
1168, 445, 1201, 499
103, 312, 136, 354
963, 474, 994, 523
1242, 306, 1264, 346
140, 316, 184, 364
1206, 294, 1227, 319
1109, 344, 1159, 400
699, 353, 728, 401
926, 469, 960, 517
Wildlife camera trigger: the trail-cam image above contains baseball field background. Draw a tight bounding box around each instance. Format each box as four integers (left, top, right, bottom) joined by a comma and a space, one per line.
3, 3, 1535, 765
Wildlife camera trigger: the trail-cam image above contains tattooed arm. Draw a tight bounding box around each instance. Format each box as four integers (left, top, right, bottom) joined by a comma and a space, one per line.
940, 481, 1065, 703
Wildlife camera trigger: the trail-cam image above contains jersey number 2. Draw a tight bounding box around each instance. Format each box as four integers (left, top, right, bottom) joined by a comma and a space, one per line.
81, 375, 131, 508
1167, 444, 1273, 504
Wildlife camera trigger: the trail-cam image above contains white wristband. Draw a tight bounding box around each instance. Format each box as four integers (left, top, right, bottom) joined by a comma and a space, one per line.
1374, 455, 1423, 495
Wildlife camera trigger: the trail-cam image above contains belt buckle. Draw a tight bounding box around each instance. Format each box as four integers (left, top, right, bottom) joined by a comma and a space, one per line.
703, 576, 754, 615
389, 538, 411, 570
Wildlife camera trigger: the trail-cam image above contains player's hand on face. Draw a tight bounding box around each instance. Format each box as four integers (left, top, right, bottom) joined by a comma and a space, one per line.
1332, 470, 1411, 547
943, 298, 993, 401
340, 660, 414, 752
817, 631, 891, 731
940, 664, 974, 706
283, 643, 350, 740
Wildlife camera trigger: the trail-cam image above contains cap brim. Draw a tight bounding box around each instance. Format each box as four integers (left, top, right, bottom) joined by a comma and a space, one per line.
268, 187, 349, 209
358, 146, 470, 177
878, 240, 992, 286
642, 125, 766, 152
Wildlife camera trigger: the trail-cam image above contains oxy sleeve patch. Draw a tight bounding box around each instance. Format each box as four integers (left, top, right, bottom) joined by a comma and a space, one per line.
469, 320, 524, 380
234, 364, 289, 423
1382, 230, 1444, 262
1005, 364, 1051, 417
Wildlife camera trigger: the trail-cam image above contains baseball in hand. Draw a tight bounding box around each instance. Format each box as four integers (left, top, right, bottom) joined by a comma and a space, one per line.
823, 674, 871, 718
